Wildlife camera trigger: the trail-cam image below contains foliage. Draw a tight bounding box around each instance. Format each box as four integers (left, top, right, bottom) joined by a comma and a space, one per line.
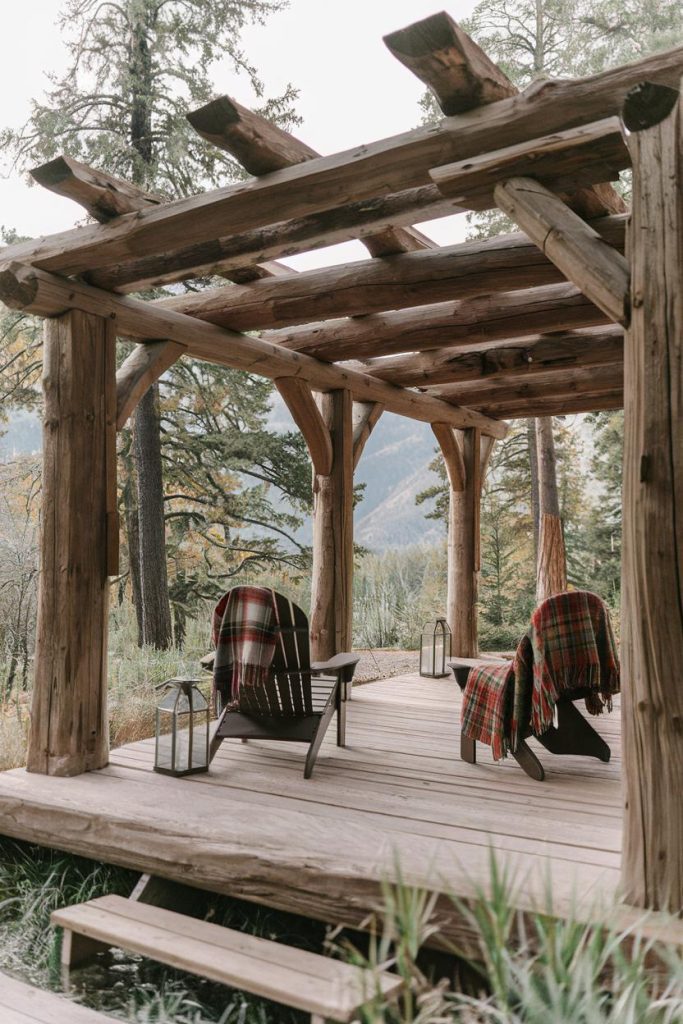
353, 547, 447, 649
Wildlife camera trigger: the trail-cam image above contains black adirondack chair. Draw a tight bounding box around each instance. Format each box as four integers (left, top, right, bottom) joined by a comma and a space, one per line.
201, 589, 360, 778
449, 657, 611, 782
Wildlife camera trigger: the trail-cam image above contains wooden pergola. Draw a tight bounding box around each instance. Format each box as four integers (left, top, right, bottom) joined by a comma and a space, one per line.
0, 12, 681, 915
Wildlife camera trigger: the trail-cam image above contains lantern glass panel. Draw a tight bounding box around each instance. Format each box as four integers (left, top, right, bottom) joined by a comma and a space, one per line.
154, 679, 210, 776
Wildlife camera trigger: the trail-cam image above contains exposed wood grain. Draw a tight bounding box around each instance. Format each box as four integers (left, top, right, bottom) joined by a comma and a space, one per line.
30, 155, 163, 222
367, 327, 623, 389
351, 402, 384, 470
431, 118, 629, 212
0, 263, 506, 438
620, 81, 683, 914
273, 283, 612, 363
3, 44, 681, 283
494, 177, 630, 325
384, 10, 516, 114
0, 970, 120, 1023
310, 391, 354, 660
155, 216, 626, 333
450, 429, 481, 656
116, 341, 185, 430
28, 311, 114, 776
470, 390, 623, 419
187, 95, 431, 259
275, 377, 333, 477
431, 423, 465, 491
423, 362, 623, 407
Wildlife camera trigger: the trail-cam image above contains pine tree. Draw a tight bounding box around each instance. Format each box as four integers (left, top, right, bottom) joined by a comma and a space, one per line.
2, 0, 309, 648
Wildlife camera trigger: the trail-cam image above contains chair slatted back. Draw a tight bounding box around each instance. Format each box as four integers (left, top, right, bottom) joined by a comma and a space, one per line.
237, 591, 313, 719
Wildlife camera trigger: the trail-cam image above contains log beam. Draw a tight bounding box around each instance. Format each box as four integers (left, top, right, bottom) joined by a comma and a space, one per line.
310, 390, 354, 660
0, 263, 507, 438
430, 118, 629, 212
30, 155, 163, 222
367, 327, 623, 389
272, 281, 613, 362
2, 43, 681, 284
470, 390, 623, 419
494, 177, 630, 325
620, 80, 683, 914
452, 430, 481, 656
28, 310, 115, 776
274, 377, 333, 477
430, 363, 623, 409
156, 216, 626, 333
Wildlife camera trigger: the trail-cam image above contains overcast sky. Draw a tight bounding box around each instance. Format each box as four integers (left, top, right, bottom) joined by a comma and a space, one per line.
0, 0, 478, 269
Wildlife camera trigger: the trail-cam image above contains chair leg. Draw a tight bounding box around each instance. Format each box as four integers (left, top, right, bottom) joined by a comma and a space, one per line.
536, 700, 611, 762
337, 697, 346, 747
512, 740, 545, 781
304, 686, 339, 778
461, 734, 476, 764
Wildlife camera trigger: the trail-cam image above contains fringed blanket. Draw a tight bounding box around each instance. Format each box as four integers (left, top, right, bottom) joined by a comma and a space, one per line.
212, 586, 279, 710
461, 590, 620, 761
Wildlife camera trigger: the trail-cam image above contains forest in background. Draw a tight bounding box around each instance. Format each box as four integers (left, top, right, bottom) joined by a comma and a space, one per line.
0, 0, 681, 715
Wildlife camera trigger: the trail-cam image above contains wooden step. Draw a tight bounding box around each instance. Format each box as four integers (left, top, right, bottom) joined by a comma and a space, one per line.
0, 971, 120, 1024
52, 895, 402, 1022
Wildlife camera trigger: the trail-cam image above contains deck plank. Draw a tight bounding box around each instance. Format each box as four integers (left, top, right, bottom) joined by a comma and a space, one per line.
0, 971, 119, 1023
2, 674, 680, 952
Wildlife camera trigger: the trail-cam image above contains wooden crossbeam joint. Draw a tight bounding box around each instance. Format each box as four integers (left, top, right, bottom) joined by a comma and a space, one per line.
275, 377, 333, 477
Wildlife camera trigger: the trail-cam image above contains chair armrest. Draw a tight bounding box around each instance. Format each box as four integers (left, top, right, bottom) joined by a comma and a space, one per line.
200, 652, 215, 672
448, 656, 508, 691
311, 652, 360, 684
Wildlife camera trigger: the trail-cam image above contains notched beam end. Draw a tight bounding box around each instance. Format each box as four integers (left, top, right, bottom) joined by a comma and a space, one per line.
622, 81, 680, 132
0, 262, 40, 311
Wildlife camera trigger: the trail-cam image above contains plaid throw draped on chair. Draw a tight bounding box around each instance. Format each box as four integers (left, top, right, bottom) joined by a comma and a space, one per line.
212, 586, 280, 709
461, 591, 620, 761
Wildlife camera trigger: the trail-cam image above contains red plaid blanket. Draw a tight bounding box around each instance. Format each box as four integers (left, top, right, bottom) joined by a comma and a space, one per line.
212, 586, 279, 709
461, 591, 620, 761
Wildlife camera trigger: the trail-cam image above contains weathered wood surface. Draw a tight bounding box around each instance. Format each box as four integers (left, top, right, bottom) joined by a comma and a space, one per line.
156, 216, 626, 333
275, 377, 333, 477
387, 10, 625, 219
425, 363, 623, 408
466, 391, 623, 420
535, 417, 568, 602
274, 282, 612, 363
310, 391, 353, 660
28, 311, 114, 777
54, 895, 401, 1021
188, 95, 430, 261
431, 118, 629, 211
450, 429, 481, 657
2, 675, 663, 957
494, 178, 630, 326
351, 402, 383, 470
0, 970, 121, 1023
367, 327, 623, 389
2, 43, 681, 284
0, 263, 506, 438
30, 155, 162, 222
116, 341, 185, 430
620, 82, 683, 914
432, 423, 465, 492
384, 11, 516, 114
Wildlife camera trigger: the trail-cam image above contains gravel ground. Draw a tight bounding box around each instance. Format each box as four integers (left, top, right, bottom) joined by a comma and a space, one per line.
352, 648, 420, 684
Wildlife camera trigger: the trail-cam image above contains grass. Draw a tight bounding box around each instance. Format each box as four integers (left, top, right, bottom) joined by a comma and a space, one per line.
1, 838, 681, 1024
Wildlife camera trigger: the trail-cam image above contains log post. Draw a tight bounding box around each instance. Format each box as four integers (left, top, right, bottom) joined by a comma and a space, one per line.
433, 425, 486, 657
310, 390, 354, 659
620, 80, 683, 913
535, 417, 568, 602
28, 310, 116, 776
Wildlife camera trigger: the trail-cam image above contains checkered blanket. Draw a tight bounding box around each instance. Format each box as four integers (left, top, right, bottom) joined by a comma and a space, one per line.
212, 586, 279, 709
461, 591, 620, 761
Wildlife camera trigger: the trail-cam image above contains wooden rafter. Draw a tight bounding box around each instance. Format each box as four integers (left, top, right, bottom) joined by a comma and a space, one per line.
364, 327, 623, 389
155, 216, 625, 333
116, 341, 185, 430
430, 362, 623, 408
3, 42, 681, 284
430, 118, 630, 212
474, 391, 623, 419
0, 262, 507, 438
386, 9, 626, 218
187, 95, 433, 258
495, 177, 630, 325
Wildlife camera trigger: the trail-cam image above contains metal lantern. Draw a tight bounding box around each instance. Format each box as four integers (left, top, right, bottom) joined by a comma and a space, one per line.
419, 618, 452, 678
154, 678, 210, 776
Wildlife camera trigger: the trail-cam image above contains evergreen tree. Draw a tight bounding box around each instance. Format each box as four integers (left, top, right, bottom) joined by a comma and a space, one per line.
2, 0, 310, 647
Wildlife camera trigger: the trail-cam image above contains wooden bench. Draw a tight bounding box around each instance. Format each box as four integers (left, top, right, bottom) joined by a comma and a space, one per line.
52, 895, 402, 1023
0, 970, 120, 1024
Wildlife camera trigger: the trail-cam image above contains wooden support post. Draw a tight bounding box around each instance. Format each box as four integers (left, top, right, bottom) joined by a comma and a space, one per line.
310, 390, 354, 660
620, 81, 683, 913
28, 310, 116, 776
433, 425, 487, 657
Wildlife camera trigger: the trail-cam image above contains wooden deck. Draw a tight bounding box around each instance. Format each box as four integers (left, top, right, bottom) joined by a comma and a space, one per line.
0, 674, 677, 951
0, 971, 120, 1023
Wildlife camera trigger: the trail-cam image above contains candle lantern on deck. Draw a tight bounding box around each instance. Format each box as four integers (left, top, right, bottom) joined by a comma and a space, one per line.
154, 678, 210, 776
419, 618, 452, 678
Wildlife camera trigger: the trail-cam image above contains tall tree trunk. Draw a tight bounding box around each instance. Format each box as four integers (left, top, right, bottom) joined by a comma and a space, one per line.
528, 418, 540, 562
134, 385, 173, 648
127, 7, 173, 648
535, 416, 567, 602
122, 455, 144, 646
